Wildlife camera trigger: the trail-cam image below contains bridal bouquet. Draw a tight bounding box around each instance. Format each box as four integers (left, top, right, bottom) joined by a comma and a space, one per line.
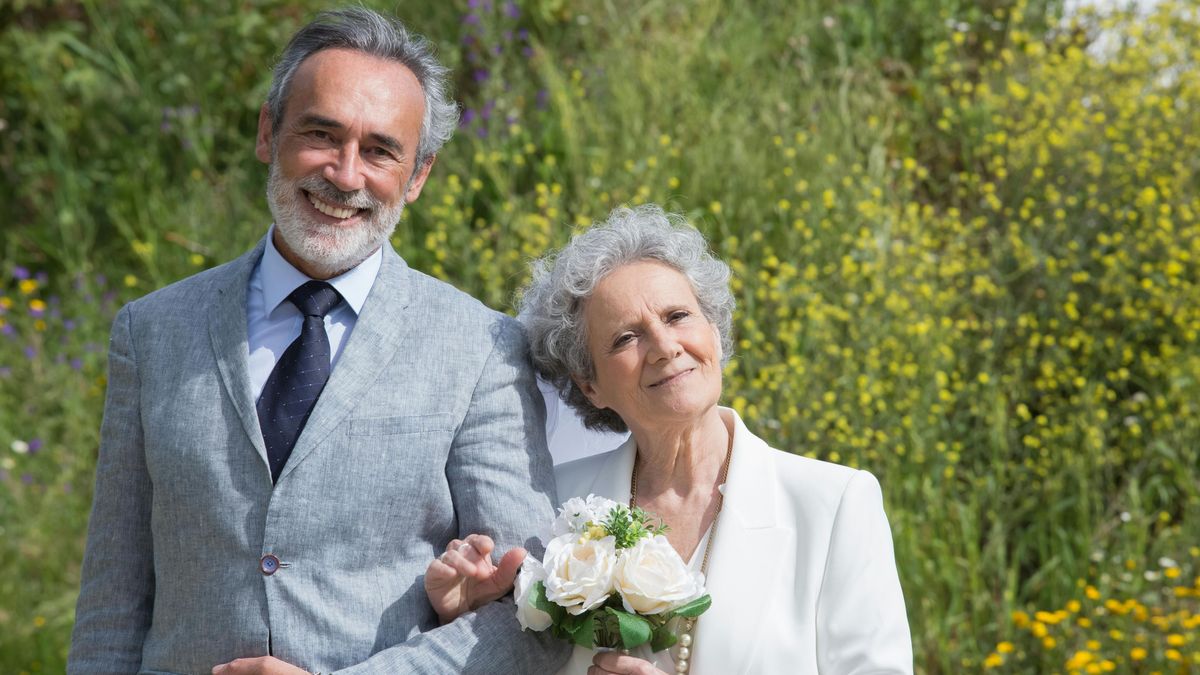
514, 494, 711, 651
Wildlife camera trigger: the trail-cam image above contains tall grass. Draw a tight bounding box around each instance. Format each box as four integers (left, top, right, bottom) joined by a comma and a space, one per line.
2, 0, 1197, 672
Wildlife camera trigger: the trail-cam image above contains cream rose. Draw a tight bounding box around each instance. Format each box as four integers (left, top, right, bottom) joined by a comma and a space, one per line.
543, 532, 617, 615
612, 535, 705, 615
514, 557, 552, 631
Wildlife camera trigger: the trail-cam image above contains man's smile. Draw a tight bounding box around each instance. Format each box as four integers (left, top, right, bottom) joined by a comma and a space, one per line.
305, 190, 363, 220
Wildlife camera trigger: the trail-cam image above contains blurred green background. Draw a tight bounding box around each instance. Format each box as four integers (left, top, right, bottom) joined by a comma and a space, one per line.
2, 0, 1199, 671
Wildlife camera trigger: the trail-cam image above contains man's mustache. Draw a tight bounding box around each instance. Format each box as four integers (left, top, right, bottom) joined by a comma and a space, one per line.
296, 175, 381, 211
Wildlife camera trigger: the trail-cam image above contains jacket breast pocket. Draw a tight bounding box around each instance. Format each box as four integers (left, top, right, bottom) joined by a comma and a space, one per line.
347, 412, 458, 437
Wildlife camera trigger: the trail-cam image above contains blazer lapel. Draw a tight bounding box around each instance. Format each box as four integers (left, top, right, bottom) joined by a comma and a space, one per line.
692, 410, 793, 675
277, 246, 415, 481
209, 239, 270, 469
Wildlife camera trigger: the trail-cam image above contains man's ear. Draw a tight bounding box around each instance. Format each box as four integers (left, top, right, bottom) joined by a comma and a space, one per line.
403, 155, 436, 203
255, 103, 274, 164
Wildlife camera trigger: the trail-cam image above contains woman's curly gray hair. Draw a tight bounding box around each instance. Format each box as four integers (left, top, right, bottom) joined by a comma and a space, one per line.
518, 204, 735, 433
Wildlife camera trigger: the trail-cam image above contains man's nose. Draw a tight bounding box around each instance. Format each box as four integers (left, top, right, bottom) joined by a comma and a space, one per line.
323, 143, 366, 193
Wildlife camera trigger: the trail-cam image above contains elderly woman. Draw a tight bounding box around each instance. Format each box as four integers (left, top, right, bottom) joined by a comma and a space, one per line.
426, 205, 913, 674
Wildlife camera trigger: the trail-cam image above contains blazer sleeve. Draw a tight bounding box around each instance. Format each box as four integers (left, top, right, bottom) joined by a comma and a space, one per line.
68, 304, 155, 673
815, 470, 913, 674
334, 316, 569, 674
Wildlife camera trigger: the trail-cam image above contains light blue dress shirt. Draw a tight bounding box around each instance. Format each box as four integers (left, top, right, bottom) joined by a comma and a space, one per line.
246, 227, 382, 400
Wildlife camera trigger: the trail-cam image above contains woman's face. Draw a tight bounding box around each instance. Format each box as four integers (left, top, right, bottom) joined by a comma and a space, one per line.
576, 261, 723, 433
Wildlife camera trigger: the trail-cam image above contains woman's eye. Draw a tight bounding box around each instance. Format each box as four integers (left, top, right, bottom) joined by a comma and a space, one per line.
668, 310, 690, 322
612, 334, 634, 348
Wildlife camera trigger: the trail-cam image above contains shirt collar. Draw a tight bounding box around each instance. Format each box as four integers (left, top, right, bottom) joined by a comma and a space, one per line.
260, 225, 383, 316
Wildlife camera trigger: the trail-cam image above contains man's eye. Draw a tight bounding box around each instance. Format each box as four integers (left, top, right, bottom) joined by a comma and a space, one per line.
308, 130, 333, 142
369, 147, 396, 160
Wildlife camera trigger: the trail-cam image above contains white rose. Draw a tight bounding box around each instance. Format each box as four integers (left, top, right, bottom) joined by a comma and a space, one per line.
543, 532, 617, 614
612, 535, 705, 615
552, 494, 622, 536
514, 556, 552, 631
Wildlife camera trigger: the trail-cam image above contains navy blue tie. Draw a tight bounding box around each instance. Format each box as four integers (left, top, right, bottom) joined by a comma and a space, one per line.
257, 281, 342, 483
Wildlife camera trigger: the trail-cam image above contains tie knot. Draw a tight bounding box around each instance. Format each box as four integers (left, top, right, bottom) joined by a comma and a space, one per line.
288, 281, 342, 318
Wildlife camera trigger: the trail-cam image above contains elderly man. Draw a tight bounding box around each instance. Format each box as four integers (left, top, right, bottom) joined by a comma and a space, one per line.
68, 8, 566, 674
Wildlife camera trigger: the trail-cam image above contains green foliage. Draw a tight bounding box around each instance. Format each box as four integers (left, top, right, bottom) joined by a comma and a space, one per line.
2, 0, 1199, 673
600, 505, 669, 550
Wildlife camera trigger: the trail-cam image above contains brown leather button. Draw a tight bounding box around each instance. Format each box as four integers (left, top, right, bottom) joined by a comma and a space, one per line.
260, 554, 280, 576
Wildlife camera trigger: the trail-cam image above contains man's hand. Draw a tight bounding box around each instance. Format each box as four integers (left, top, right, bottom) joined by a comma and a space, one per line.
424, 533, 525, 624
211, 656, 310, 675
587, 651, 670, 675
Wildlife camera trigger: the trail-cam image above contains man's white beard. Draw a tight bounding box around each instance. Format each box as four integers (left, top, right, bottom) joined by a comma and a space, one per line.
266, 163, 405, 278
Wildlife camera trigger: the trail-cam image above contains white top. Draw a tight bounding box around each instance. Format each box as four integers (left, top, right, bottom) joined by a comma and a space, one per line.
551, 408, 913, 674
540, 378, 630, 465
246, 227, 382, 399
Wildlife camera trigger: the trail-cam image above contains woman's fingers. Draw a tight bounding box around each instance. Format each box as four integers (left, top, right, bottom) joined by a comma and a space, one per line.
495, 547, 526, 587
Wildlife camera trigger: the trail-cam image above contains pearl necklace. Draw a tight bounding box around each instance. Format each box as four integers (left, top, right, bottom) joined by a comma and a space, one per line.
630, 442, 733, 674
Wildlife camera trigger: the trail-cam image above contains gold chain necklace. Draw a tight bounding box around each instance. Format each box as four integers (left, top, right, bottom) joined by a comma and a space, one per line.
629, 441, 733, 675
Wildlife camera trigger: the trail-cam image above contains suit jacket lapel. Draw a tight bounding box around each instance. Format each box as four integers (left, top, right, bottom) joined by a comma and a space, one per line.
692, 410, 792, 675
278, 245, 414, 481
209, 238, 270, 470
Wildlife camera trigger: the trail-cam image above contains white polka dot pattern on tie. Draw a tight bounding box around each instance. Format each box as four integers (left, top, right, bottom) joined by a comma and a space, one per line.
255, 281, 344, 482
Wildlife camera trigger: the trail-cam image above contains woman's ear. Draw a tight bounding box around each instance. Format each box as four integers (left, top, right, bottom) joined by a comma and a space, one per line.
572, 375, 606, 410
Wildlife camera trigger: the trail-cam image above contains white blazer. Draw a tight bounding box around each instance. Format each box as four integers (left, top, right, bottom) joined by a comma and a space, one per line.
552, 408, 913, 675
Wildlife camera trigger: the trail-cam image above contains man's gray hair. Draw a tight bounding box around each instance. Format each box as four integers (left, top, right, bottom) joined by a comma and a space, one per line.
265, 7, 458, 168
518, 204, 735, 433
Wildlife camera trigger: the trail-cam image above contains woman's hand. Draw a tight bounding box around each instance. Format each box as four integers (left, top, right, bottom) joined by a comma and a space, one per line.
424, 534, 525, 624
587, 652, 670, 675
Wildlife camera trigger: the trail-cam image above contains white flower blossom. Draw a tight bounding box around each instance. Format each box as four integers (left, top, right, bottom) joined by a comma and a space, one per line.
514, 556, 552, 631
543, 532, 617, 615
612, 535, 705, 615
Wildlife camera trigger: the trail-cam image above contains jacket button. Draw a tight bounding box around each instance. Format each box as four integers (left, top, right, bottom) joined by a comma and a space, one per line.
260, 554, 280, 575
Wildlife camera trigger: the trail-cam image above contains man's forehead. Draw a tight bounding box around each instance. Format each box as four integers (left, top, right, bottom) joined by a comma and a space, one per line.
282, 48, 426, 128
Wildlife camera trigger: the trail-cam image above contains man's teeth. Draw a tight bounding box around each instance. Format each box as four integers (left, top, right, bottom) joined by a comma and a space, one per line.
308, 193, 357, 219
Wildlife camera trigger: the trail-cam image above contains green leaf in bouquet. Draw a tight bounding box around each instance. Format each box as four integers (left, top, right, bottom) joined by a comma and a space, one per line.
649, 622, 678, 652
671, 594, 712, 618
531, 580, 566, 624
607, 607, 652, 649
570, 612, 596, 649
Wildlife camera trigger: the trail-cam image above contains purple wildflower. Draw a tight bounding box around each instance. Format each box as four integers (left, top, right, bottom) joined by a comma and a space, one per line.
473, 69, 489, 83
24, 345, 37, 359
0, 366, 11, 377
505, 1, 520, 18
28, 438, 41, 454
2, 324, 15, 336
461, 108, 477, 126
64, 319, 76, 331
71, 357, 84, 371
21, 473, 33, 485
13, 266, 30, 280
463, 13, 480, 25
522, 46, 534, 58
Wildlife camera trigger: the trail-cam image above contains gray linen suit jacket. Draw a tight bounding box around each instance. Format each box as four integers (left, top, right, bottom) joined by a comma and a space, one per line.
69, 238, 570, 674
